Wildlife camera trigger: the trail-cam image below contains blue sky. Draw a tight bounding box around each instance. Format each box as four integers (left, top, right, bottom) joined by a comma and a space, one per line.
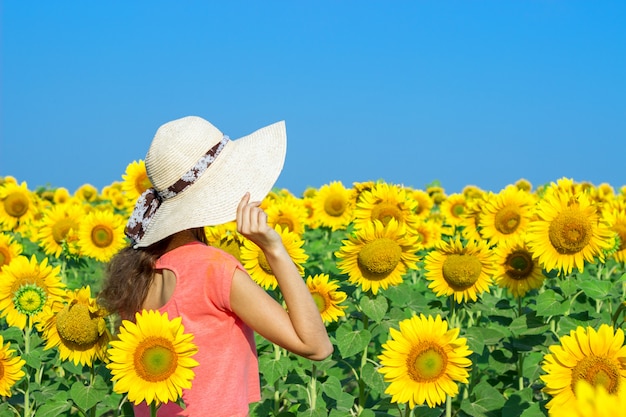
2, 1, 625, 197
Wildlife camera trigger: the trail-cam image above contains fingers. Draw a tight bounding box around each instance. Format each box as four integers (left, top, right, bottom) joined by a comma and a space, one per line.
237, 192, 265, 234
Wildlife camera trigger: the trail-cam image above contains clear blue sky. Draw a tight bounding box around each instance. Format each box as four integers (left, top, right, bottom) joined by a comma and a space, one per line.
2, 1, 625, 196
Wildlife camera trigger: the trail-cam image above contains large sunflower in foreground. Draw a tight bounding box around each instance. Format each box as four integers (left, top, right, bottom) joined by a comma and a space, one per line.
492, 236, 546, 298
311, 181, 355, 231
240, 225, 308, 289
107, 310, 199, 406
38, 286, 110, 366
335, 218, 420, 295
378, 314, 473, 408
526, 189, 614, 275
423, 236, 496, 303
550, 380, 626, 417
0, 255, 66, 329
540, 324, 626, 414
478, 185, 536, 245
353, 182, 419, 230
306, 273, 348, 323
0, 334, 26, 397
77, 209, 127, 262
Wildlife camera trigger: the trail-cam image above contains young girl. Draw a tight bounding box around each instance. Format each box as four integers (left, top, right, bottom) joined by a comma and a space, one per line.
99, 116, 333, 417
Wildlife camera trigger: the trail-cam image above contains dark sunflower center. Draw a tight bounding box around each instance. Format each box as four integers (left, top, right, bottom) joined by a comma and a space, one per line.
371, 203, 402, 227
134, 337, 178, 382
505, 250, 534, 280
52, 218, 78, 243
55, 303, 101, 346
494, 206, 521, 234
451, 203, 465, 218
4, 193, 29, 218
548, 208, 592, 254
12, 284, 47, 315
571, 356, 621, 394
276, 217, 295, 233
91, 225, 114, 248
357, 238, 402, 281
442, 254, 482, 290
407, 342, 448, 382
324, 195, 347, 217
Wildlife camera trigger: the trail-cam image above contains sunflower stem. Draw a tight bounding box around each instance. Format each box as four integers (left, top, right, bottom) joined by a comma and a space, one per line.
308, 362, 317, 410
150, 402, 158, 417
446, 394, 452, 417
23, 317, 32, 417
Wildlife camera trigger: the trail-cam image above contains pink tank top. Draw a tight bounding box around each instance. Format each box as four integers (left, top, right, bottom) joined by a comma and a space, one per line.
134, 242, 260, 417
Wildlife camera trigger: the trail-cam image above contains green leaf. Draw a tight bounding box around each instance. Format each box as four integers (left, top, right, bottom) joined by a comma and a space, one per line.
258, 354, 291, 385
33, 400, 72, 417
360, 295, 388, 323
535, 289, 569, 317
509, 312, 550, 337
464, 325, 510, 354
70, 376, 110, 411
322, 375, 344, 400
336, 324, 371, 359
577, 279, 613, 299
502, 387, 535, 417
361, 362, 386, 396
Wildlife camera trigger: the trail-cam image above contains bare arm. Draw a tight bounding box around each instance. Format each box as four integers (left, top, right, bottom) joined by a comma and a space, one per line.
230, 193, 333, 361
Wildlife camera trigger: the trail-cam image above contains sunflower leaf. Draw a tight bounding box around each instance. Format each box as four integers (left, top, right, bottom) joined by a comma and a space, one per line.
335, 324, 371, 358
70, 375, 109, 411
577, 279, 613, 299
33, 399, 71, 417
535, 289, 568, 317
360, 295, 388, 323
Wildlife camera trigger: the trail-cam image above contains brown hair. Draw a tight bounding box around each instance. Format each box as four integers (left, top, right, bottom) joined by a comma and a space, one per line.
99, 228, 207, 324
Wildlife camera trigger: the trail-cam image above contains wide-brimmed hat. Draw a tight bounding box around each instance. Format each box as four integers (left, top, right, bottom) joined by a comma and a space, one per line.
125, 115, 287, 248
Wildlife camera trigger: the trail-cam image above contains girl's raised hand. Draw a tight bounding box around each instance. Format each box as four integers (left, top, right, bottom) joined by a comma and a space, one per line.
236, 192, 281, 250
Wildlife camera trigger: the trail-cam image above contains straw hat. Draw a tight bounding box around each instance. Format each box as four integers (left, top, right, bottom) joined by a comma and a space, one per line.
125, 115, 287, 248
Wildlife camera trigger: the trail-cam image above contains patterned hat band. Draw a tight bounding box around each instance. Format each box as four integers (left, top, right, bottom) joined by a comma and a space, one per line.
125, 135, 230, 246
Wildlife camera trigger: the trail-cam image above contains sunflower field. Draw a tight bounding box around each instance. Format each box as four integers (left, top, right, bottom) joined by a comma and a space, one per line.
0, 165, 625, 417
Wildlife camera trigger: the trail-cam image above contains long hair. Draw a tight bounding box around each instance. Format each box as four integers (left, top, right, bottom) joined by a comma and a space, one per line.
99, 228, 207, 324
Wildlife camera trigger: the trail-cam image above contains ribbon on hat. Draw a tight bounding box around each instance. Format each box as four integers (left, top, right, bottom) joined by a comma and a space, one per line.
125, 135, 230, 247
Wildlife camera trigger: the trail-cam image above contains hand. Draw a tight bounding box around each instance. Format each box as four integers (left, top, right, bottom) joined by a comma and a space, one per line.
236, 193, 281, 250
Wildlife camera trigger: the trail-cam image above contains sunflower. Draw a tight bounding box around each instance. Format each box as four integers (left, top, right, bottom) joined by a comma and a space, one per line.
311, 181, 355, 231
0, 334, 26, 397
409, 189, 434, 220
36, 203, 84, 258
335, 218, 421, 295
74, 183, 99, 203
38, 286, 110, 366
378, 314, 473, 408
540, 324, 626, 414
492, 236, 546, 298
306, 274, 347, 323
0, 181, 37, 233
0, 233, 23, 272
106, 309, 199, 406
353, 182, 420, 230
205, 221, 245, 263
0, 255, 66, 329
438, 193, 468, 228
602, 204, 626, 263
423, 236, 496, 303
550, 379, 626, 417
77, 209, 127, 262
526, 188, 615, 275
240, 225, 308, 289
265, 195, 308, 236
478, 185, 536, 246
53, 187, 72, 205
414, 221, 444, 251
122, 160, 153, 203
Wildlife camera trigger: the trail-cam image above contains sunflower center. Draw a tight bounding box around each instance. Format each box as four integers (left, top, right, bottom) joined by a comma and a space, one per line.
276, 217, 295, 233
571, 356, 621, 394
134, 337, 178, 382
442, 254, 482, 290
357, 238, 402, 280
451, 203, 464, 218
55, 304, 101, 346
91, 225, 114, 248
371, 203, 402, 227
324, 195, 348, 217
505, 250, 534, 280
494, 206, 521, 234
548, 208, 592, 254
52, 218, 78, 243
408, 342, 448, 382
311, 292, 328, 313
12, 284, 47, 315
258, 251, 273, 275
136, 174, 152, 195
4, 192, 29, 218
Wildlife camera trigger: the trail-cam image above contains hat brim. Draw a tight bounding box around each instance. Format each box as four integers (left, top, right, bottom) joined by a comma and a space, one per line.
135, 120, 287, 247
